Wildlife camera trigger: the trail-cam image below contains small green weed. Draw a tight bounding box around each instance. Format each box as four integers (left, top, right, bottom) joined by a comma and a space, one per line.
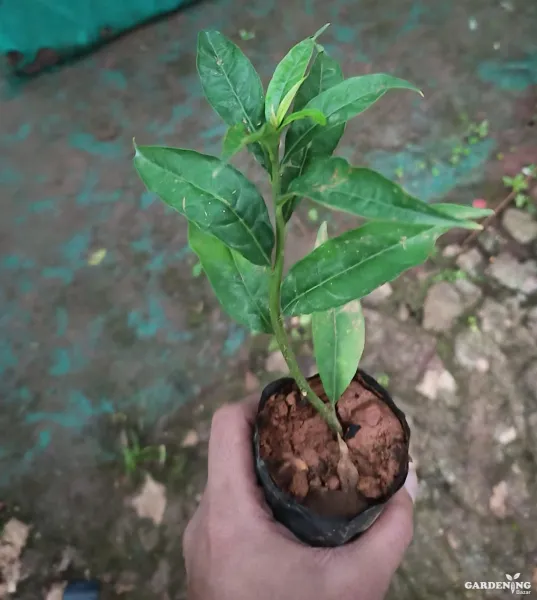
121, 430, 166, 476
239, 29, 255, 41
376, 373, 390, 388
192, 261, 203, 277
450, 120, 488, 164
467, 315, 479, 333
431, 268, 468, 283
503, 165, 536, 214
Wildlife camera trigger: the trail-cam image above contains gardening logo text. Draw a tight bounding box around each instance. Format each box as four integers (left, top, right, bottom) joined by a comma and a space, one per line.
465, 573, 531, 594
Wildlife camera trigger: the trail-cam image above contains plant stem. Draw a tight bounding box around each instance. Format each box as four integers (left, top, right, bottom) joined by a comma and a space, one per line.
267, 144, 342, 436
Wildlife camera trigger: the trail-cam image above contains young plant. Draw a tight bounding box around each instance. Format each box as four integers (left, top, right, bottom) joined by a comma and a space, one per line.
133, 27, 491, 435
503, 165, 536, 214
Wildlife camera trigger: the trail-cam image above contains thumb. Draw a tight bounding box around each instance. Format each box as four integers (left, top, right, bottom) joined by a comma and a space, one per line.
357, 465, 417, 575
335, 465, 417, 592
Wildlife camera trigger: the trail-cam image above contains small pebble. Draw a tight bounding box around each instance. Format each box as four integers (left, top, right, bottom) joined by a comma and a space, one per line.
442, 244, 461, 258
327, 475, 340, 490
397, 303, 410, 321
293, 458, 308, 472
289, 471, 309, 498
285, 392, 296, 407
495, 426, 517, 445
181, 430, 199, 448
475, 357, 490, 373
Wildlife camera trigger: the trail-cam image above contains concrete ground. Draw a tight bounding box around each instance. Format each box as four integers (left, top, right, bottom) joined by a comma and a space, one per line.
1, 0, 537, 597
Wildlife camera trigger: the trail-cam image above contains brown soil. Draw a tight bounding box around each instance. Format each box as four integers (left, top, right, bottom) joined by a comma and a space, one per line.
258, 374, 408, 519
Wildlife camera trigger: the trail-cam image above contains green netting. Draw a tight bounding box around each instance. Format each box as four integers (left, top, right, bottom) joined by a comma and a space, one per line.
0, 0, 190, 69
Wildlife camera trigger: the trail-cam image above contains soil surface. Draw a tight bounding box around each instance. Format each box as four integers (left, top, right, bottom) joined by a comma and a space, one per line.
258, 375, 408, 518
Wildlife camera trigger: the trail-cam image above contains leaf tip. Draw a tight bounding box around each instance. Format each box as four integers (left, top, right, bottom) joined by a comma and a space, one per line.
313, 23, 330, 40
315, 221, 329, 247
132, 138, 141, 159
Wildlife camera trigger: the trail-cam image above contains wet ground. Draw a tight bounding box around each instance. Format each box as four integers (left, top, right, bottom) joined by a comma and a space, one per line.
1, 0, 537, 597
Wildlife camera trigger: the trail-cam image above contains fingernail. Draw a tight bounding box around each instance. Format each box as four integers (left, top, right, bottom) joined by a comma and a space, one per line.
404, 463, 418, 503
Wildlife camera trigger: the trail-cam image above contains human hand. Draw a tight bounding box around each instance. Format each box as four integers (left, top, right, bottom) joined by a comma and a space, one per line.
183, 398, 418, 600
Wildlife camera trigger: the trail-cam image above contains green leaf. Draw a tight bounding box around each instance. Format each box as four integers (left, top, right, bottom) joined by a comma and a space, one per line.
197, 30, 264, 129
281, 223, 442, 315
433, 203, 493, 221
134, 145, 274, 266
222, 123, 247, 159
221, 123, 273, 161
188, 223, 272, 333
275, 78, 306, 125
312, 222, 365, 405
284, 74, 422, 164
313, 300, 365, 405
197, 30, 268, 169
289, 157, 480, 228
281, 108, 327, 128
294, 52, 343, 112
265, 37, 316, 122
282, 52, 344, 221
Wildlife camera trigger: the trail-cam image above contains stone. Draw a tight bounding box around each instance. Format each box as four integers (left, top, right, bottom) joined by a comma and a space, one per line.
0, 519, 30, 596
362, 310, 436, 382
130, 474, 167, 526
478, 226, 504, 254
487, 253, 537, 294
181, 430, 199, 448
453, 278, 482, 310
454, 330, 506, 371
442, 244, 461, 257
265, 351, 287, 373
474, 357, 490, 372
456, 248, 483, 275
494, 426, 517, 445
502, 208, 537, 244
489, 480, 508, 518
363, 282, 393, 306
397, 303, 410, 321
416, 357, 458, 406
477, 298, 520, 345
423, 282, 463, 332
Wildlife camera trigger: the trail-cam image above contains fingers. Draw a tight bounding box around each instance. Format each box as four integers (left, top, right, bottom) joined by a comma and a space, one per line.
335, 466, 416, 588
